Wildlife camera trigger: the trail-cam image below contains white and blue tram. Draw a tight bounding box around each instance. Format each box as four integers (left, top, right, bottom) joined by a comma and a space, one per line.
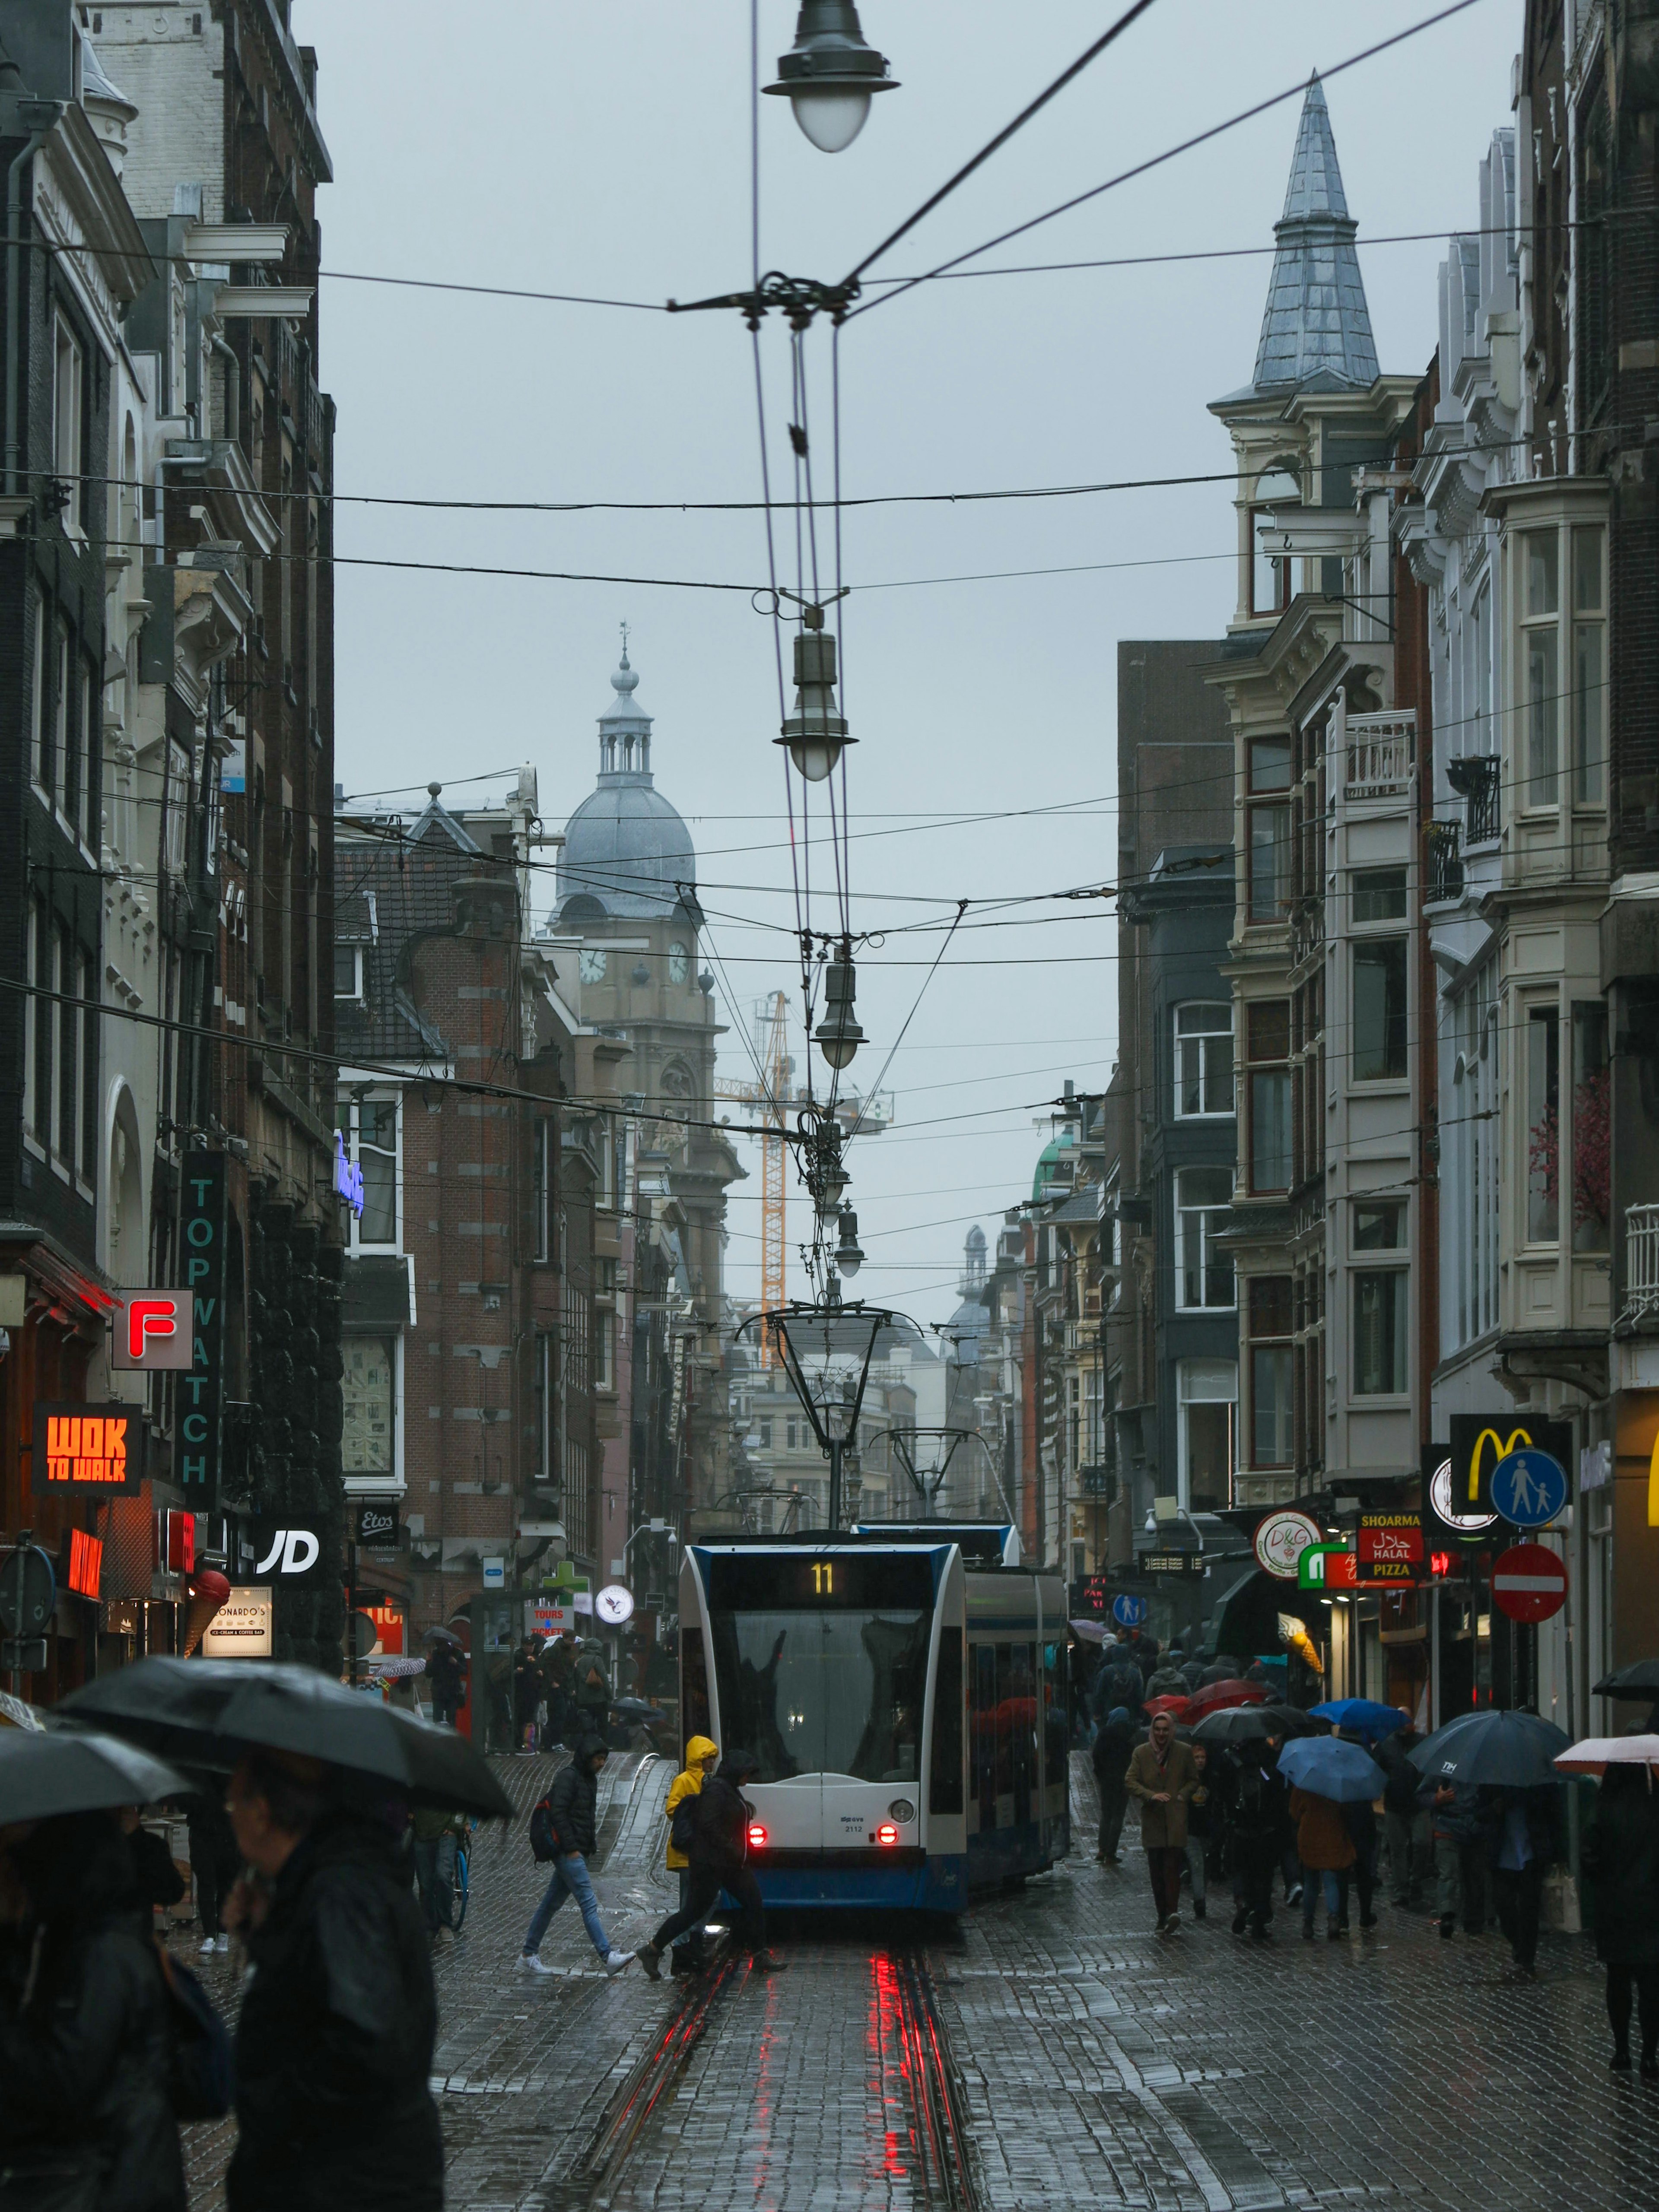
677, 1537, 1070, 1914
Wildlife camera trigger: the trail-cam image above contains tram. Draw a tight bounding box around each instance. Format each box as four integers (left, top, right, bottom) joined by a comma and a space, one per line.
677, 1535, 1069, 1914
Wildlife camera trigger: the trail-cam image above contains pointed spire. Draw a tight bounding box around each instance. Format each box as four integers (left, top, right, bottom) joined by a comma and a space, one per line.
1250, 74, 1378, 395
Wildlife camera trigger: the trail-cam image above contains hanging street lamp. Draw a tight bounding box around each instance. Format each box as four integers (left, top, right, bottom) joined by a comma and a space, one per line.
764, 0, 898, 155
814, 948, 864, 1070
776, 605, 852, 783
834, 1206, 864, 1277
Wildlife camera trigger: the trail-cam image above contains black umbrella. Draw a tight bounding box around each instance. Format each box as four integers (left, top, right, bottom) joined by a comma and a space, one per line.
421, 1625, 464, 1647
0, 1727, 190, 1823
1407, 1707, 1569, 1789
1193, 1701, 1321, 1745
57, 1659, 513, 1820
1593, 1658, 1659, 1700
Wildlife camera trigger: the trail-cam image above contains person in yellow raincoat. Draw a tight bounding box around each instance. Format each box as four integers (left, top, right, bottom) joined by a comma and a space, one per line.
663, 1735, 719, 1976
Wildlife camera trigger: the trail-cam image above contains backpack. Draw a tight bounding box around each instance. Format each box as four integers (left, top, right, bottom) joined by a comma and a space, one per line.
669, 1794, 699, 1859
153, 1943, 233, 2120
529, 1796, 559, 1863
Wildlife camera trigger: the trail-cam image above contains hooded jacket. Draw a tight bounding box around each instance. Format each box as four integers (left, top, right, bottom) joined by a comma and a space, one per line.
0, 1816, 186, 2212
665, 1736, 718, 1872
544, 1735, 608, 1859
227, 1809, 442, 2212
686, 1759, 758, 1874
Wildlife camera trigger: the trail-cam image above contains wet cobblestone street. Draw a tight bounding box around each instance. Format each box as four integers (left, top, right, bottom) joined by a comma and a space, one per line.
179, 1752, 1659, 2209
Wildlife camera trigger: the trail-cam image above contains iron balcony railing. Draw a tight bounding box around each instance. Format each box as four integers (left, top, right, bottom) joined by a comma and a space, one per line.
1447, 753, 1501, 844
1425, 819, 1465, 904
1621, 1203, 1659, 1324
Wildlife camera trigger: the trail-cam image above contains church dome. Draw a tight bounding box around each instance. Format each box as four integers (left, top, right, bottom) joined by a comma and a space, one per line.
555, 645, 697, 921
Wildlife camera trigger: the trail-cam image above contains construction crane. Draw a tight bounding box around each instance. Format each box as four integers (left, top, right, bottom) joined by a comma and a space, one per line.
713, 994, 893, 1365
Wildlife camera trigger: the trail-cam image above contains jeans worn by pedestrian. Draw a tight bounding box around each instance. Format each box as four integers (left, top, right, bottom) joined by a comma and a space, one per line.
1384, 1808, 1430, 1902
522, 1852, 612, 1963
1097, 1780, 1128, 1861
1184, 1835, 1207, 1908
1434, 1835, 1488, 1933
1301, 1864, 1343, 1933
412, 1833, 457, 1936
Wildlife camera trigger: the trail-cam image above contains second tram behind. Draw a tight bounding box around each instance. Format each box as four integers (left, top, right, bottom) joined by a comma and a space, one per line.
677, 1536, 1069, 1914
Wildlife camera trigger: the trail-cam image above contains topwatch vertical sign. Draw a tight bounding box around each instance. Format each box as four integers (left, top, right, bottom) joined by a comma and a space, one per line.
179, 1153, 227, 1502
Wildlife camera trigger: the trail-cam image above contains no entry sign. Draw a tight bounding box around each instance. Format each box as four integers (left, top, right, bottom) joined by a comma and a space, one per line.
1492, 1542, 1567, 1624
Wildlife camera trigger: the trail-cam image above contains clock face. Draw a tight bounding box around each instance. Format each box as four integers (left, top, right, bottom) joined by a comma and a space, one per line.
667, 941, 688, 984
595, 1583, 634, 1626
578, 947, 607, 984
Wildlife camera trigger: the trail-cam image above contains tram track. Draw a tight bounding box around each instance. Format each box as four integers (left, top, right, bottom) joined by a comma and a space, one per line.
553, 1939, 981, 2211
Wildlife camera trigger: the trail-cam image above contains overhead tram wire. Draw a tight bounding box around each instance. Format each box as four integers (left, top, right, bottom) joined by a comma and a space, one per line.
844, 0, 1494, 321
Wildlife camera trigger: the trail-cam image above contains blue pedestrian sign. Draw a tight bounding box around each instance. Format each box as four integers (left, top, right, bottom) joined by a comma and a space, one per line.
1491, 1448, 1568, 1530
1112, 1593, 1148, 1629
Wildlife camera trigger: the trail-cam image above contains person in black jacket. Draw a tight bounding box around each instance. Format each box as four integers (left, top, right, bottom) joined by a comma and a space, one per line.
517, 1733, 634, 1976
1092, 1707, 1138, 1862
636, 1748, 786, 1979
1375, 1720, 1428, 1906
1583, 1765, 1659, 2072
0, 1809, 187, 2212
1227, 1734, 1291, 1939
221, 1751, 443, 2212
185, 1790, 241, 1954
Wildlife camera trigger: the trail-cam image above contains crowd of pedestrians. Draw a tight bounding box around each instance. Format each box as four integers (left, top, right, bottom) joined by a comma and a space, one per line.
1077, 1625, 1659, 2067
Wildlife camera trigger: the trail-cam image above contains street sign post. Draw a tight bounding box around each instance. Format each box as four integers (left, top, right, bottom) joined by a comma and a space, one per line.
1111, 1592, 1147, 1629
1, 1539, 54, 1688
1492, 1542, 1567, 1623
1490, 1450, 1568, 1530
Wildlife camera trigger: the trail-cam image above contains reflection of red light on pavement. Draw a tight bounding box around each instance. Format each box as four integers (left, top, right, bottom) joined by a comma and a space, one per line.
747, 1822, 767, 1848
877, 1822, 899, 1845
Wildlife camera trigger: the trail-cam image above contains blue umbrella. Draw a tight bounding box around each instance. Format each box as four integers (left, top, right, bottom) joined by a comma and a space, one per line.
1276, 1734, 1387, 1803
1407, 1707, 1568, 1788
1309, 1698, 1409, 1741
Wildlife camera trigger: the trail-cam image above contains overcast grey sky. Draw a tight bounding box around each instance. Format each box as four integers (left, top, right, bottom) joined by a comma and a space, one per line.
293, 0, 1514, 1324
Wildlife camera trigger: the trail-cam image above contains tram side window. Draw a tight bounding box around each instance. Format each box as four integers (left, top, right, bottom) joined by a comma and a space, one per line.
970, 1643, 996, 1830
930, 1628, 964, 1815
681, 1625, 710, 1760
994, 1644, 1014, 1809
1042, 1642, 1068, 1809
1009, 1642, 1036, 1828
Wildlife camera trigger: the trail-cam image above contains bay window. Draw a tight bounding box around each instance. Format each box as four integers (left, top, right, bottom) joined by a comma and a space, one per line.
1174, 1002, 1233, 1119
1249, 1276, 1293, 1468
1175, 1168, 1233, 1311
1571, 526, 1605, 805
1526, 1006, 1560, 1245
342, 1337, 397, 1479
1353, 939, 1408, 1081
1247, 739, 1292, 924
1247, 1000, 1292, 1192
1177, 1359, 1236, 1511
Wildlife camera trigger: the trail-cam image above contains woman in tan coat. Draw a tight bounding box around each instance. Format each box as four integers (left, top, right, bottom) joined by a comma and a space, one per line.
1125, 1712, 1200, 1933
1290, 1786, 1356, 1939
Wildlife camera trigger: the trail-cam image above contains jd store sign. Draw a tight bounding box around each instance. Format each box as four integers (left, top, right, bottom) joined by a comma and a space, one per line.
251, 1523, 324, 1581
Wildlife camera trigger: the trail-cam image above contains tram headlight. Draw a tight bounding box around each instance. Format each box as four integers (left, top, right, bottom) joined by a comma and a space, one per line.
876, 1822, 899, 1845
747, 1822, 768, 1849
887, 1798, 915, 1824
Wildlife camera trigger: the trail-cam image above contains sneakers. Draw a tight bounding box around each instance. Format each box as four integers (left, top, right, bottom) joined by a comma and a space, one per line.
199, 1936, 216, 1954
518, 1953, 557, 1975
215, 1933, 231, 1954
637, 1944, 663, 1982
603, 1950, 634, 1977
433, 1927, 456, 1949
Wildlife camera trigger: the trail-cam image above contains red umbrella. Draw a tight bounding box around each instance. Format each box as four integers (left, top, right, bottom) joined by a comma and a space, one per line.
1144, 1694, 1192, 1721
1189, 1677, 1268, 1715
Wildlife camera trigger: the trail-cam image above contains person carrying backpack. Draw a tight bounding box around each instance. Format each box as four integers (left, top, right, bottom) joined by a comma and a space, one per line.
518, 1736, 633, 1977
662, 1735, 719, 1976
635, 1749, 786, 1979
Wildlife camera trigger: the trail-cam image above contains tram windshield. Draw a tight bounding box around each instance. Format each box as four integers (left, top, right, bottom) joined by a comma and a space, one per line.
704, 1553, 936, 1785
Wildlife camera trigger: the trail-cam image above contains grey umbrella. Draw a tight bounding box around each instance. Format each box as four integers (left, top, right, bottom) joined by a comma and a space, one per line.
1593, 1659, 1659, 1699
0, 1728, 190, 1823
58, 1658, 513, 1819
1407, 1707, 1569, 1788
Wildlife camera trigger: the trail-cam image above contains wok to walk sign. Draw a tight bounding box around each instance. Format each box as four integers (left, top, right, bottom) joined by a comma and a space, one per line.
179, 1155, 227, 1504
33, 1406, 145, 1495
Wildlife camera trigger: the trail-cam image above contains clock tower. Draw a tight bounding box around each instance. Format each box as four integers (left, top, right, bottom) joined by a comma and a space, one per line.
546, 643, 741, 1535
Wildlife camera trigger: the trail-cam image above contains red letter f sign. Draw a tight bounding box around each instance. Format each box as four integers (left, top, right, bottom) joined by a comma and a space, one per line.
112, 1292, 194, 1371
